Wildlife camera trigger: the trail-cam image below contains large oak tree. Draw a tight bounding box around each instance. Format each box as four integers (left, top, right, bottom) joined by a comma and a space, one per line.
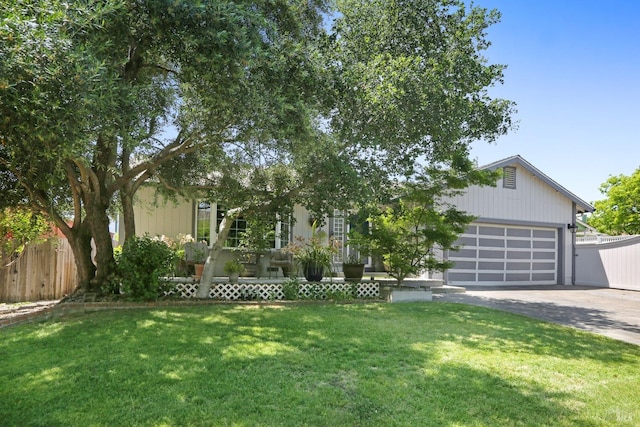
1, 0, 515, 294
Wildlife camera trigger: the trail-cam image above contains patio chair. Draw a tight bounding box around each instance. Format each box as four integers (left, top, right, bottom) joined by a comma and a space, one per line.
269, 249, 294, 278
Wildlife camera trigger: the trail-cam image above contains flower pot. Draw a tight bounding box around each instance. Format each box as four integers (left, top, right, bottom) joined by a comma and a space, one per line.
342, 263, 365, 283
228, 272, 239, 283
303, 261, 324, 282
194, 263, 205, 281
241, 262, 256, 277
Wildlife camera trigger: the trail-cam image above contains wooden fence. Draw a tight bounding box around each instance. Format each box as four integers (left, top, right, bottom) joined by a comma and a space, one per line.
0, 238, 78, 302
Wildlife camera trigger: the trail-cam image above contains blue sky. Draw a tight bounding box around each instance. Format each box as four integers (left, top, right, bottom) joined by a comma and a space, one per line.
468, 0, 640, 205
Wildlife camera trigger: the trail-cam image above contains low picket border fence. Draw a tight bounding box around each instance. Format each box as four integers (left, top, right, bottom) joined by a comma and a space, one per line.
164, 280, 381, 300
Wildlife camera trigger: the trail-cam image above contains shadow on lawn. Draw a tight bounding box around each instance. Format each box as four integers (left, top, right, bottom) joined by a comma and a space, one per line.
1, 304, 638, 426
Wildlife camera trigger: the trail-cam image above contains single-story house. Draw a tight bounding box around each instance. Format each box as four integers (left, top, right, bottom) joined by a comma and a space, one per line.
122, 154, 594, 286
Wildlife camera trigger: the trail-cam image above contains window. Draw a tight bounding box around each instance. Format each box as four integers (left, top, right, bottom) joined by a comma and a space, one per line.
503, 166, 516, 189
215, 205, 247, 247
194, 202, 290, 248
195, 202, 213, 244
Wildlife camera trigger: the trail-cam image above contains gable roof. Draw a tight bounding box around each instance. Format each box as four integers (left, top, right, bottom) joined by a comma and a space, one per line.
480, 155, 595, 213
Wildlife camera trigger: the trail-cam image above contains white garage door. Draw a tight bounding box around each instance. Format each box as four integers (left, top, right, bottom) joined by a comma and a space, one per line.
447, 224, 558, 286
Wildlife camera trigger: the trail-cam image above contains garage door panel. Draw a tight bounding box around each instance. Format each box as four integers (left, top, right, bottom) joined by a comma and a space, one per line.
506, 273, 531, 281
533, 240, 555, 249
479, 238, 505, 247
507, 252, 531, 259
507, 228, 530, 237
449, 272, 476, 281
533, 252, 555, 259
479, 273, 504, 281
507, 262, 530, 270
455, 248, 477, 258
448, 223, 557, 286
479, 226, 504, 236
507, 240, 530, 248
479, 250, 504, 259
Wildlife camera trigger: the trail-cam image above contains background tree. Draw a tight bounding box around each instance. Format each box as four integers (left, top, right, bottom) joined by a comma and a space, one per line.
0, 208, 50, 268
589, 169, 640, 235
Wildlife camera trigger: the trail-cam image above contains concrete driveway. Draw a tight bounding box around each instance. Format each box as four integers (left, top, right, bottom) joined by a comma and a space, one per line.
435, 285, 640, 346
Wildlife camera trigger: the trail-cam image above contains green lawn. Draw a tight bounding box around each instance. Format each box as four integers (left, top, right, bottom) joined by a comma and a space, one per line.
1, 303, 639, 426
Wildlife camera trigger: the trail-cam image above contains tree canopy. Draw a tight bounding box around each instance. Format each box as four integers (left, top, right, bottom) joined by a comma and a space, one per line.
1, 0, 515, 293
589, 169, 640, 235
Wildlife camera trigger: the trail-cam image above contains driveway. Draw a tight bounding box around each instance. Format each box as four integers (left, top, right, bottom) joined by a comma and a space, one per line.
435, 285, 640, 346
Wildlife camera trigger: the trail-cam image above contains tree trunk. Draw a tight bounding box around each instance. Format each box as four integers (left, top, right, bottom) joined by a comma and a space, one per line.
195, 208, 242, 298
120, 183, 136, 244
120, 144, 137, 243
86, 200, 116, 291
64, 222, 96, 291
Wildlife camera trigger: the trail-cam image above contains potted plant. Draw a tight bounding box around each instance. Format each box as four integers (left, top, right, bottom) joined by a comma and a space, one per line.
284, 221, 339, 282
224, 259, 243, 283
236, 217, 276, 278
187, 241, 208, 281
342, 252, 366, 283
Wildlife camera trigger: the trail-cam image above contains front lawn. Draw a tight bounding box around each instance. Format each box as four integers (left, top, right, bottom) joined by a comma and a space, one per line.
1, 303, 639, 426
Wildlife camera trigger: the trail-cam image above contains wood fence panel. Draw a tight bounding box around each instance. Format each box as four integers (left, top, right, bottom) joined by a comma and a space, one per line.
0, 238, 78, 302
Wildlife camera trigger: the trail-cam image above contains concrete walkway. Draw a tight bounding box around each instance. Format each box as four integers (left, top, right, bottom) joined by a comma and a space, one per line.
435, 285, 640, 346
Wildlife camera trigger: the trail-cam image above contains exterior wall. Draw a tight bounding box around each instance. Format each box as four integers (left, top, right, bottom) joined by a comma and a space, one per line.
445, 164, 576, 285
447, 164, 573, 225
128, 190, 322, 276
576, 237, 640, 290
129, 186, 194, 243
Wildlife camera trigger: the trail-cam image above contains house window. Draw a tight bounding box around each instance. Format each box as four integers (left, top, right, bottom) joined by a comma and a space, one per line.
216, 205, 247, 248
194, 202, 290, 248
503, 166, 516, 189
276, 217, 290, 249
195, 202, 213, 244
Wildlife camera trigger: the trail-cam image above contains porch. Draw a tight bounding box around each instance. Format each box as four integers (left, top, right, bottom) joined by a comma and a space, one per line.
162, 277, 453, 301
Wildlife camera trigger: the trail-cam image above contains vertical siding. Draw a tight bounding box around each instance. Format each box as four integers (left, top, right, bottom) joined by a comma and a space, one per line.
576, 237, 640, 290
0, 239, 78, 302
447, 164, 573, 224
132, 187, 194, 240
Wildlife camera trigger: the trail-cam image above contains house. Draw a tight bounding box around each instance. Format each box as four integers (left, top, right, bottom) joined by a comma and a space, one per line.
124, 155, 594, 285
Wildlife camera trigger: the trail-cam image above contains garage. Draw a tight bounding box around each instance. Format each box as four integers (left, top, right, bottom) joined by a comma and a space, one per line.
446, 223, 558, 286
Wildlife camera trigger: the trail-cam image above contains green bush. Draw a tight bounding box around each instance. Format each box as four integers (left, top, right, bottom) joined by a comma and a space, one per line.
281, 278, 301, 300
115, 235, 177, 300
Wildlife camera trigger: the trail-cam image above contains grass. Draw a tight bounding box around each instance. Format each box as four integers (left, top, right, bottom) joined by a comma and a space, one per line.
1, 302, 639, 426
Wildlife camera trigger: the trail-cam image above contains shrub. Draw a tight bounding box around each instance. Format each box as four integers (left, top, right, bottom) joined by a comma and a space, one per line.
115, 235, 177, 300
281, 278, 301, 300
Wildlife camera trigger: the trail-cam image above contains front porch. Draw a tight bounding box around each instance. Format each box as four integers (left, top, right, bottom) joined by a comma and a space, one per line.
162, 277, 457, 301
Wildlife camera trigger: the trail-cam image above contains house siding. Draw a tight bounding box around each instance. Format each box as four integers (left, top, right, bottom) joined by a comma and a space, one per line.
127, 186, 194, 243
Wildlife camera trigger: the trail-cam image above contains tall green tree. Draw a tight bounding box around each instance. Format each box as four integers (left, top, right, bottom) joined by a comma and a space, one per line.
589, 169, 640, 235
1, 0, 332, 291
1, 0, 515, 296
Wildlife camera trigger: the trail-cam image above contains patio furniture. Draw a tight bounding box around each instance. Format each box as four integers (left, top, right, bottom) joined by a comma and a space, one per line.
269, 249, 293, 278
